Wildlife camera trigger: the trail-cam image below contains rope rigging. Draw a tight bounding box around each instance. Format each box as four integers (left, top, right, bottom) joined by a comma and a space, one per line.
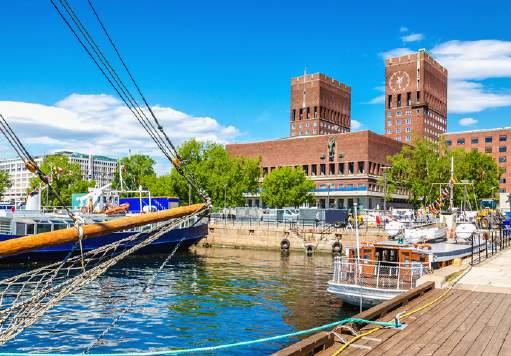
0, 113, 76, 222
48, 0, 209, 206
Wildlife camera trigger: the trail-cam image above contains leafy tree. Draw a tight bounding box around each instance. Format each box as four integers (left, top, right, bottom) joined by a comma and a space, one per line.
260, 166, 315, 208
140, 174, 174, 197
169, 139, 261, 206
112, 154, 156, 191
0, 170, 11, 201
28, 155, 95, 207
385, 139, 502, 208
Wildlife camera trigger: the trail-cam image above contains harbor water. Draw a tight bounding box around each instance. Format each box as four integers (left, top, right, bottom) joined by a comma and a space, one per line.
0, 247, 358, 354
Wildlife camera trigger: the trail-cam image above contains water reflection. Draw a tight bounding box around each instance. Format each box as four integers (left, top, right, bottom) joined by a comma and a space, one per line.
2, 247, 357, 354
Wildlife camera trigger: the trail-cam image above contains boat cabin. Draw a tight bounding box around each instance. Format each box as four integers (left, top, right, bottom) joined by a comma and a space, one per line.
347, 241, 431, 267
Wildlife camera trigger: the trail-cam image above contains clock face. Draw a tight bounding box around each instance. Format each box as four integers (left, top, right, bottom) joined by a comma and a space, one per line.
389, 71, 410, 92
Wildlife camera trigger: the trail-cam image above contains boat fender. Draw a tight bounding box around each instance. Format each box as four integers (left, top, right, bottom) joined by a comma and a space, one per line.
280, 238, 290, 250
332, 241, 342, 254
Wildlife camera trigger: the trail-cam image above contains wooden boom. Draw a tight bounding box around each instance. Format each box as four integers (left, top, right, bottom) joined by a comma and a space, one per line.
0, 203, 206, 258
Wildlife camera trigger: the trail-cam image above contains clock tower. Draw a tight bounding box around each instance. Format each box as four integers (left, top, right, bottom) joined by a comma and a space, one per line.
384, 49, 448, 144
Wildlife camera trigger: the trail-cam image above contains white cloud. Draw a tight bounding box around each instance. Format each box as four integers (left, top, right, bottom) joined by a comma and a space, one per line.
366, 95, 385, 105
401, 33, 424, 43
400, 26, 409, 33
458, 117, 478, 126
0, 94, 240, 172
378, 40, 511, 114
448, 81, 511, 113
432, 40, 511, 80
351, 120, 362, 130
380, 48, 414, 59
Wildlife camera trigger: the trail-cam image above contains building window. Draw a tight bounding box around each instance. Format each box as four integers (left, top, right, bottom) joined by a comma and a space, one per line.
406, 135, 411, 141
311, 164, 317, 176
320, 164, 326, 175
302, 165, 309, 175
446, 140, 452, 146
387, 95, 392, 109
499, 156, 507, 163
292, 110, 296, 121
406, 92, 411, 106
387, 112, 392, 117
313, 129, 317, 134
397, 94, 402, 107
387, 120, 392, 126
485, 147, 493, 153
416, 91, 420, 102
457, 138, 465, 145
338, 163, 345, 175
396, 128, 401, 134
406, 127, 411, 133
500, 135, 507, 142
485, 137, 493, 143
305, 129, 310, 135
500, 146, 507, 153
396, 111, 402, 116
396, 136, 402, 141
348, 162, 354, 174
406, 118, 411, 124
329, 163, 335, 175
386, 129, 392, 134
396, 119, 401, 125
471, 138, 479, 144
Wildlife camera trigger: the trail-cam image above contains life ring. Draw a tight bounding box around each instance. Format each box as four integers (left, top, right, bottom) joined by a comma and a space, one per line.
280, 238, 290, 250
332, 241, 342, 254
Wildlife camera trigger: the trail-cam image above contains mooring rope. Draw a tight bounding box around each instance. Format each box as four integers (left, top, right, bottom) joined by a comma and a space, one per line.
0, 317, 401, 356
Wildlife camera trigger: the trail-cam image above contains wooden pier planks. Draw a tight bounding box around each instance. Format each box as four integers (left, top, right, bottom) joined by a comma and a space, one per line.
345, 290, 511, 356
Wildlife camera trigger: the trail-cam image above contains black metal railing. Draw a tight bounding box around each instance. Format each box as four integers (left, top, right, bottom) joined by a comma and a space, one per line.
471, 225, 511, 265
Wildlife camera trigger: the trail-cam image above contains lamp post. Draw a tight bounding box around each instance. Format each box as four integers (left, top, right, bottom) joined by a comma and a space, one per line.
381, 166, 392, 230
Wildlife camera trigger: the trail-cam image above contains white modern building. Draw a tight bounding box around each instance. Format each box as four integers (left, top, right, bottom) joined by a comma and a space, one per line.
0, 151, 118, 203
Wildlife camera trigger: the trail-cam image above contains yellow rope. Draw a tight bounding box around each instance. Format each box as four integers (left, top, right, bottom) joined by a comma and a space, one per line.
332, 265, 472, 355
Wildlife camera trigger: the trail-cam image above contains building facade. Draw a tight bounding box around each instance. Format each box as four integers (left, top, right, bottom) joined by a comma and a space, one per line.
56, 151, 118, 188
290, 73, 351, 137
384, 50, 448, 144
227, 131, 409, 209
0, 152, 117, 203
444, 128, 511, 193
0, 156, 44, 203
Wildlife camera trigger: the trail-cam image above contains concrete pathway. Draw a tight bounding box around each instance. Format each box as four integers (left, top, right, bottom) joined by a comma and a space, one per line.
456, 248, 511, 294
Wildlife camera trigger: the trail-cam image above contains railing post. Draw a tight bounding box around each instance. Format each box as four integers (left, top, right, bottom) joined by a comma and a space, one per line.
492, 231, 495, 256
478, 232, 481, 264
471, 231, 474, 265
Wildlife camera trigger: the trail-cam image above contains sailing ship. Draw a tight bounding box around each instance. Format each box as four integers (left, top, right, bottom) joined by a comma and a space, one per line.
0, 185, 207, 262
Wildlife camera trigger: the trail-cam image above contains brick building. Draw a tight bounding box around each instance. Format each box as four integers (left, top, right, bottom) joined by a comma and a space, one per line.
227, 131, 409, 209
385, 49, 448, 144
290, 73, 351, 137
444, 128, 511, 193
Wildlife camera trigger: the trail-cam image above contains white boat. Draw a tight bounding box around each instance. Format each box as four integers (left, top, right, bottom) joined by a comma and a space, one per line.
404, 225, 447, 243
384, 219, 447, 243
327, 257, 430, 307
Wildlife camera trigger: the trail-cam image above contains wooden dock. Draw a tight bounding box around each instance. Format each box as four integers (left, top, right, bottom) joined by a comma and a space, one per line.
277, 283, 511, 355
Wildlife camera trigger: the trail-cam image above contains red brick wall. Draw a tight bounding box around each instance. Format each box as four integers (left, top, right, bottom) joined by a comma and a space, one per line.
384, 51, 448, 144
290, 73, 351, 137
444, 129, 511, 193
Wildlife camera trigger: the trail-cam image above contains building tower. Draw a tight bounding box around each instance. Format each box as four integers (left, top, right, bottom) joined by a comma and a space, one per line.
289, 72, 351, 137
384, 49, 448, 143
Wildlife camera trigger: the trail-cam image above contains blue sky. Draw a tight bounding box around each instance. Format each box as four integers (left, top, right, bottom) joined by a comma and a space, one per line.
0, 0, 511, 168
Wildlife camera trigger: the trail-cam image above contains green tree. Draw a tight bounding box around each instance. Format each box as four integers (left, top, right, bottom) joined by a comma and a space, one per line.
385, 139, 502, 208
169, 139, 261, 206
140, 174, 174, 197
260, 166, 315, 208
28, 155, 95, 207
0, 170, 12, 201
112, 154, 156, 191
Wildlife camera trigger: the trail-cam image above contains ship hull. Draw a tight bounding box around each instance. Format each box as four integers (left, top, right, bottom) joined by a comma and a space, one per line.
0, 223, 207, 263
